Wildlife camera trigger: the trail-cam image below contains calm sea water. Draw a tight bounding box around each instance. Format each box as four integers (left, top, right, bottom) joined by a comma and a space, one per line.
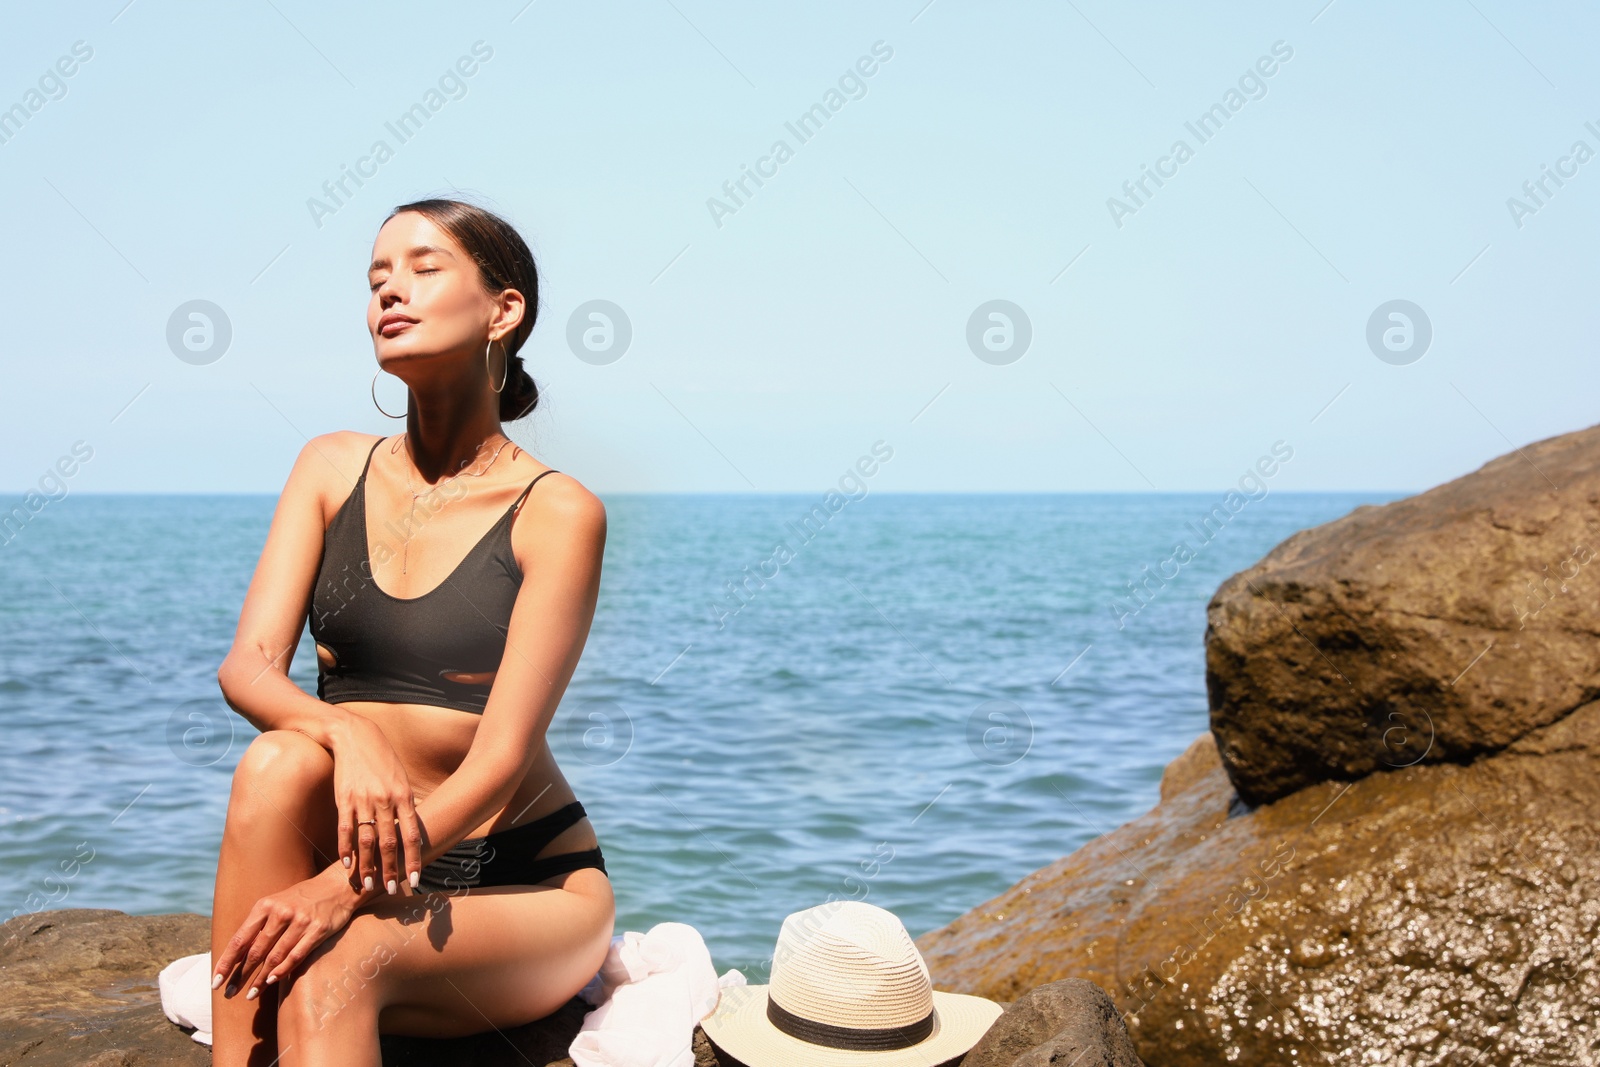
0, 489, 1397, 978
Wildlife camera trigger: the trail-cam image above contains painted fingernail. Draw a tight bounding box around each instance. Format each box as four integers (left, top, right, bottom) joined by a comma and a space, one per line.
410, 871, 420, 889
246, 986, 259, 1001
265, 974, 277, 985
211, 973, 224, 990
343, 855, 352, 868
387, 878, 397, 895
364, 875, 373, 890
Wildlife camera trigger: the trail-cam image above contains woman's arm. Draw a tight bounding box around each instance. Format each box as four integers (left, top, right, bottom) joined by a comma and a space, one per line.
216, 432, 425, 893
215, 431, 366, 752
403, 476, 608, 872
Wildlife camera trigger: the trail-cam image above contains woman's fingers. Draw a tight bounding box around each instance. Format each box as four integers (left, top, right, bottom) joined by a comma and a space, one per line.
231, 907, 292, 998
213, 906, 268, 992
235, 908, 296, 1004
377, 802, 404, 894
350, 795, 417, 893
336, 799, 355, 876
261, 918, 325, 989
398, 797, 424, 891
356, 812, 379, 892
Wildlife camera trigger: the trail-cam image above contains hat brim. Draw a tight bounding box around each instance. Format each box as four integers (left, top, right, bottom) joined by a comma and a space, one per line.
700, 983, 1004, 1067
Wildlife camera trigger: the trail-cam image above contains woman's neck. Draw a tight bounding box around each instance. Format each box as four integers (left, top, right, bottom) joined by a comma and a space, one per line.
401, 406, 507, 482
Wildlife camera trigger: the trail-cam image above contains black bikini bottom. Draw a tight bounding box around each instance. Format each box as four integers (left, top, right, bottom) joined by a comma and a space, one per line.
416, 799, 607, 894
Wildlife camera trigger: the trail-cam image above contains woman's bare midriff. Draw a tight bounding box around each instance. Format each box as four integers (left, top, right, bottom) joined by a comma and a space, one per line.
337, 699, 600, 865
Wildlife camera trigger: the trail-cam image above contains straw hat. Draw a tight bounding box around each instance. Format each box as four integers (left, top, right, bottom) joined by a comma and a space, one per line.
700, 900, 1004, 1067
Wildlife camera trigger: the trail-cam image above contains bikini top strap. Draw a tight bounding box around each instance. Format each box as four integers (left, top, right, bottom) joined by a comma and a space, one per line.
511, 468, 560, 513
357, 436, 385, 483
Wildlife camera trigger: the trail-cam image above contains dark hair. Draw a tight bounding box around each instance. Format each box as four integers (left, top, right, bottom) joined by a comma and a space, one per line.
384, 197, 541, 421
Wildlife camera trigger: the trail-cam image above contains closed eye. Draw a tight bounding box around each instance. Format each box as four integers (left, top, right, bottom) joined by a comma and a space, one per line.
370, 267, 437, 290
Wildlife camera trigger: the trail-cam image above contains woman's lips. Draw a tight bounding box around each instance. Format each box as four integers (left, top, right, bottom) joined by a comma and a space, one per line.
380, 319, 416, 337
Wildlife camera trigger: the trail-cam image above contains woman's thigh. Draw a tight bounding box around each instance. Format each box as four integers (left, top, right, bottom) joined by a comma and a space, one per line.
281, 870, 615, 1039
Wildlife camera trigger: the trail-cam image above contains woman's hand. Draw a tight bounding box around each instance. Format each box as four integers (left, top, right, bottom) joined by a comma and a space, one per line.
212, 864, 366, 999
330, 716, 425, 896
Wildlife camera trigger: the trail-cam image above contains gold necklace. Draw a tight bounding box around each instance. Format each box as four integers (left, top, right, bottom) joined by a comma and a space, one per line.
396, 433, 514, 575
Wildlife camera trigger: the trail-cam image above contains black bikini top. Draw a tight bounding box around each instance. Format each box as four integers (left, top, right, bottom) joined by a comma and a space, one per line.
308, 435, 558, 715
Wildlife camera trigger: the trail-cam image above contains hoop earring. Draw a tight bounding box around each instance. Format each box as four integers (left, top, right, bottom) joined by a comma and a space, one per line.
371, 369, 407, 419
487, 337, 508, 394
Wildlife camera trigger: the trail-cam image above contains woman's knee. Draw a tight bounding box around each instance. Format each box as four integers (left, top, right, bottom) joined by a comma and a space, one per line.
233, 730, 332, 790
226, 730, 334, 823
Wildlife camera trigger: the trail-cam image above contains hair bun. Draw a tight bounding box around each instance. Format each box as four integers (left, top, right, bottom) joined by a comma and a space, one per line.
501, 354, 539, 421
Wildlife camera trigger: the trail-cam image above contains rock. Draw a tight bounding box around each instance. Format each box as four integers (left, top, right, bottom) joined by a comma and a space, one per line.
915, 704, 1600, 1066
1158, 732, 1221, 804
375, 995, 592, 1067
0, 908, 723, 1065
961, 978, 1145, 1067
1205, 421, 1600, 806
0, 908, 213, 1067
379, 1007, 725, 1067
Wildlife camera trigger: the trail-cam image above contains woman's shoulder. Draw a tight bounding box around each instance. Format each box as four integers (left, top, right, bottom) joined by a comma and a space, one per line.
310, 429, 387, 463
279, 431, 387, 532
503, 450, 606, 548
503, 447, 598, 510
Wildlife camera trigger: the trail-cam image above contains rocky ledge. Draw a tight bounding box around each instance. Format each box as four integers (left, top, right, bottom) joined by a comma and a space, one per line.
917, 422, 1600, 1066
0, 910, 1141, 1065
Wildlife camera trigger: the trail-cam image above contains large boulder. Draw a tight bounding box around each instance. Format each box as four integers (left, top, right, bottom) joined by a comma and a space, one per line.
915, 706, 1600, 1066
1206, 421, 1600, 806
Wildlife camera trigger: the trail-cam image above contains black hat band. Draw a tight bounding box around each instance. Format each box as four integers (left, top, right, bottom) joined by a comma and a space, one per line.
766, 992, 935, 1050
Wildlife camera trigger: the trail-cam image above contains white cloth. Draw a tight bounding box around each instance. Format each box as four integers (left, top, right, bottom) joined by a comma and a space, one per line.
570, 922, 746, 1067
158, 951, 215, 1046
157, 924, 745, 1060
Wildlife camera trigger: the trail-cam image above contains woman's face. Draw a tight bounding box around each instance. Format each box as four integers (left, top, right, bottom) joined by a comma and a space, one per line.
366, 211, 518, 376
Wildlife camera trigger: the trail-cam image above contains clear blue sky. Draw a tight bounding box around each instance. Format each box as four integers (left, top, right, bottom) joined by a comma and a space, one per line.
3, 1, 1597, 492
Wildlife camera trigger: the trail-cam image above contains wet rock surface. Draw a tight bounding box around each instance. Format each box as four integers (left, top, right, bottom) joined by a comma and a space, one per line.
1205, 421, 1600, 806
0, 909, 213, 1066
917, 708, 1600, 1066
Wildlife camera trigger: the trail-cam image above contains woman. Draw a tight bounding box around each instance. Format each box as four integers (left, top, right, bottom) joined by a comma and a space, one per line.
208, 198, 614, 1065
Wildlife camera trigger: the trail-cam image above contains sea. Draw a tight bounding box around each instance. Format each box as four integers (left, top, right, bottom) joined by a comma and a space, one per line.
0, 489, 1400, 979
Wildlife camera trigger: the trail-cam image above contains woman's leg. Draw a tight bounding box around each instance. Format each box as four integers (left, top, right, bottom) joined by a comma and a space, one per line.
274, 871, 614, 1066
210, 730, 338, 1067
